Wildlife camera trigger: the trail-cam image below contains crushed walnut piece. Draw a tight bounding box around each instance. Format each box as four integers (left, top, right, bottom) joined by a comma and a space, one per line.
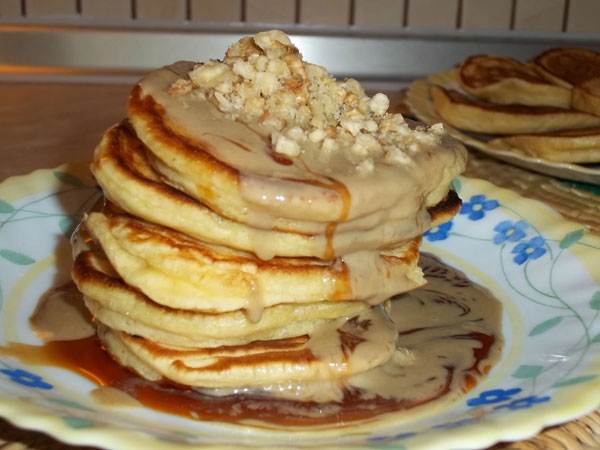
169, 30, 446, 173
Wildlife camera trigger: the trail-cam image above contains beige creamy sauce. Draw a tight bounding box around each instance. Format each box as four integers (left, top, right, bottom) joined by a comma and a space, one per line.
29, 283, 95, 342
86, 204, 424, 316
125, 64, 464, 308
90, 386, 141, 408
137, 62, 465, 231
10, 253, 502, 426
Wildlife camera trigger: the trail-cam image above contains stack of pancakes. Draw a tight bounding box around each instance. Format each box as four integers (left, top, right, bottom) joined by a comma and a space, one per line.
431, 49, 600, 163
72, 31, 466, 390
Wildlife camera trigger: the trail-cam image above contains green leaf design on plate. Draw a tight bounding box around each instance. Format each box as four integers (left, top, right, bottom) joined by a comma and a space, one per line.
59, 217, 77, 238
53, 171, 84, 187
513, 365, 544, 379
559, 229, 585, 249
553, 375, 598, 388
452, 178, 462, 194
61, 416, 95, 429
158, 436, 187, 444
592, 333, 600, 344
0, 249, 35, 265
0, 199, 14, 213
590, 291, 600, 311
529, 316, 563, 336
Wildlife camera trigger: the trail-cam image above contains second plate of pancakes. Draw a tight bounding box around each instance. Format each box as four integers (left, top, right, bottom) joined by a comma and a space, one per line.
406, 68, 600, 185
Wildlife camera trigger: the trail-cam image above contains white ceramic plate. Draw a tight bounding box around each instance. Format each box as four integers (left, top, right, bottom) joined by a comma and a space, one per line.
0, 163, 599, 449
405, 69, 600, 186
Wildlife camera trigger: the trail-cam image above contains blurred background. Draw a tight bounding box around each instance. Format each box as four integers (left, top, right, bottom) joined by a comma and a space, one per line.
2, 0, 600, 83
2, 0, 600, 177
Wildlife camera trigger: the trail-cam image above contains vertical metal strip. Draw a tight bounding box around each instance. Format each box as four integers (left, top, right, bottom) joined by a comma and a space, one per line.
510, 0, 517, 29
562, 0, 570, 31
456, 0, 463, 29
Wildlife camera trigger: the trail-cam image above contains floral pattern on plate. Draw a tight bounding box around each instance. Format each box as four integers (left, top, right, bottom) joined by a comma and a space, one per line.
0, 163, 599, 449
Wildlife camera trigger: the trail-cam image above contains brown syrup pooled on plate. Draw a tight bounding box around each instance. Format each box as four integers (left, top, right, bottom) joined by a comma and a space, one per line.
1, 254, 502, 427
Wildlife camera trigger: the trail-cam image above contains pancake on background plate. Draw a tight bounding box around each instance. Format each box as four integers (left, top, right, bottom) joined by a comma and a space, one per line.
534, 47, 600, 89
74, 30, 473, 392
459, 54, 571, 108
427, 49, 600, 163
431, 84, 600, 135
489, 127, 600, 163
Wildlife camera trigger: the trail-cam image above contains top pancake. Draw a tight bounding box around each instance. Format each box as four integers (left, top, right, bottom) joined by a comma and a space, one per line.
459, 55, 571, 108
533, 49, 600, 117
127, 31, 466, 258
534, 48, 600, 88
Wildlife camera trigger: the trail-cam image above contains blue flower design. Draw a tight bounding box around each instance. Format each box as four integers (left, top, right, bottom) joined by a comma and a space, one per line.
493, 220, 528, 245
511, 236, 547, 265
494, 395, 551, 410
0, 368, 53, 390
424, 221, 453, 242
467, 388, 522, 407
460, 195, 499, 221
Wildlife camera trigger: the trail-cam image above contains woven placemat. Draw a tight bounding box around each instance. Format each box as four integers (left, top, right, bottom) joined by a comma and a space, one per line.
465, 154, 600, 236
1, 153, 599, 449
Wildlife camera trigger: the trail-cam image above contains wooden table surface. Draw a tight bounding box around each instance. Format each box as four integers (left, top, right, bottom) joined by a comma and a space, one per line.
0, 81, 599, 450
0, 82, 131, 182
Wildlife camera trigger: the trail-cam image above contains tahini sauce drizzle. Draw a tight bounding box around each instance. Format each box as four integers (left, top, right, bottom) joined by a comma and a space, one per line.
136, 63, 465, 234
128, 64, 467, 316
4, 254, 502, 427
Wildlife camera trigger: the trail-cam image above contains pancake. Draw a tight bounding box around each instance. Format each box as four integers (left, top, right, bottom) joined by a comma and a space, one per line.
572, 77, 600, 117
72, 250, 371, 347
431, 85, 600, 134
534, 48, 600, 89
92, 122, 462, 260
127, 34, 466, 242
73, 30, 470, 394
533, 48, 600, 117
97, 300, 398, 388
489, 127, 600, 163
458, 55, 571, 108
84, 211, 427, 314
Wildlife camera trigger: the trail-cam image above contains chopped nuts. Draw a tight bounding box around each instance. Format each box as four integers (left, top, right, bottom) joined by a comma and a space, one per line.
272, 132, 301, 157
168, 78, 192, 96
169, 30, 446, 169
369, 93, 390, 116
308, 129, 326, 143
